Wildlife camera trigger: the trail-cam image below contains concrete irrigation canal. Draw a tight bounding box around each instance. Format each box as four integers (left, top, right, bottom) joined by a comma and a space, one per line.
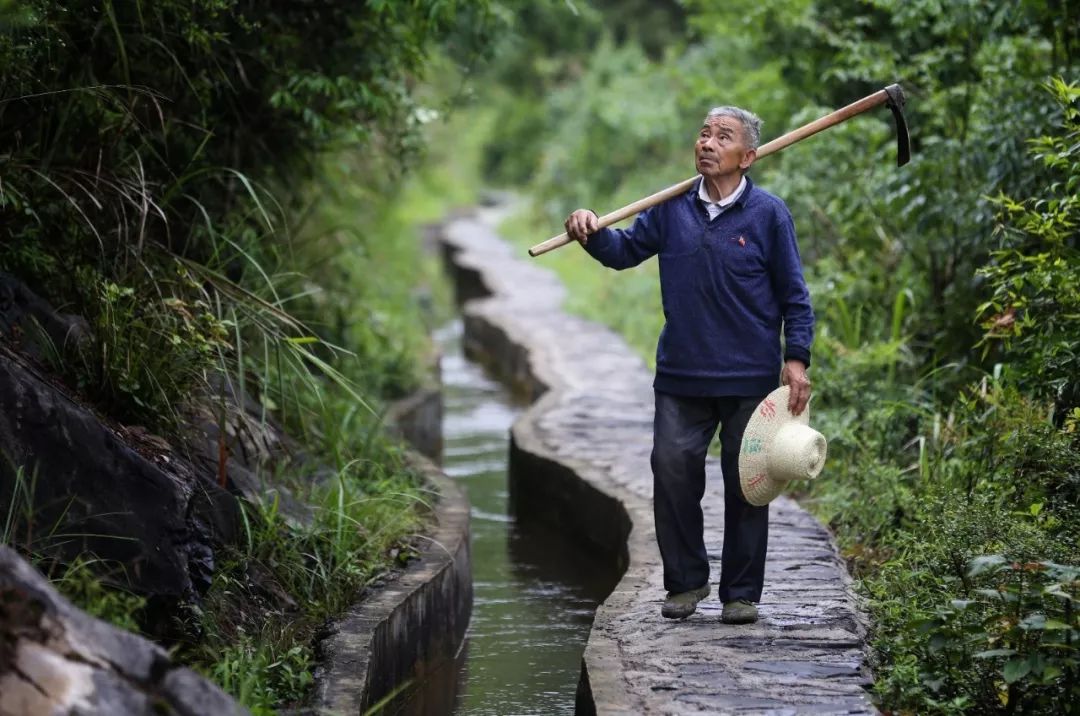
318, 201, 880, 715
438, 319, 617, 714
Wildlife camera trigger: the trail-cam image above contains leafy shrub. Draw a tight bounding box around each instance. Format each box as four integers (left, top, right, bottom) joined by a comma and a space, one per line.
909, 556, 1079, 714
863, 486, 1072, 711
978, 78, 1080, 417
71, 266, 231, 429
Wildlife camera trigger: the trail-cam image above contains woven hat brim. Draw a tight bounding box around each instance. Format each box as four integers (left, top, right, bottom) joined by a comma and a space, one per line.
739, 385, 809, 506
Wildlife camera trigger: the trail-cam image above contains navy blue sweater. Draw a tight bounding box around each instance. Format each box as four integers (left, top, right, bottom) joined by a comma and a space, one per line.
584, 176, 814, 397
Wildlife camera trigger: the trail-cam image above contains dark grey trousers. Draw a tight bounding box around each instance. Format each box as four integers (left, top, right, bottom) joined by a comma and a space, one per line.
651, 390, 769, 602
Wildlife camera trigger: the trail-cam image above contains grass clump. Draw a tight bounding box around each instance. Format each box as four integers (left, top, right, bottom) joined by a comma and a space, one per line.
178, 454, 429, 715
46, 556, 148, 633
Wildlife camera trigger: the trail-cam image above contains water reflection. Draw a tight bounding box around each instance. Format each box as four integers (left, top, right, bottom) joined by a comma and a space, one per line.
438, 319, 613, 716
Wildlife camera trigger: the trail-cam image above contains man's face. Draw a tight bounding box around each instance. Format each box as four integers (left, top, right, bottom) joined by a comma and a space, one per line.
695, 116, 756, 179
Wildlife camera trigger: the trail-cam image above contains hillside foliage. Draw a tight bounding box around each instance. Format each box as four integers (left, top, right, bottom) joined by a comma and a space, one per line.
0, 0, 493, 710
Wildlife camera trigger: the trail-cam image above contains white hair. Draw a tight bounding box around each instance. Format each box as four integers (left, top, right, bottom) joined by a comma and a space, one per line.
704, 106, 763, 150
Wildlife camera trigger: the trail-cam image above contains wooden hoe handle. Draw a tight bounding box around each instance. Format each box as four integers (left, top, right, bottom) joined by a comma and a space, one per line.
529, 85, 898, 257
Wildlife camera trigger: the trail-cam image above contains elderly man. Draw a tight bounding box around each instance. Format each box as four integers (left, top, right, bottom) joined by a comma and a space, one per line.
564, 106, 814, 624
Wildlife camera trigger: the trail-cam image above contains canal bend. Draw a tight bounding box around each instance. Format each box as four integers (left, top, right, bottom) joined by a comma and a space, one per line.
436, 318, 611, 715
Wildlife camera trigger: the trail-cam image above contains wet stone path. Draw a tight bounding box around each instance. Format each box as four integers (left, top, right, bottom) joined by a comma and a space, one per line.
439, 203, 877, 715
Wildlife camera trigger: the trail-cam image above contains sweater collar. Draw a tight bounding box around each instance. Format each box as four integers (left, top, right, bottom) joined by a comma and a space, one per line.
691, 174, 754, 209
697, 175, 747, 208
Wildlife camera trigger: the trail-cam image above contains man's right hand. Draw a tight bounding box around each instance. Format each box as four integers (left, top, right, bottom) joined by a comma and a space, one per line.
565, 209, 599, 246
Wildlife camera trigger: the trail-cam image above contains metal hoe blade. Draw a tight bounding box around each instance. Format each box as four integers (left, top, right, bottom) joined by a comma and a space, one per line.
884, 83, 911, 166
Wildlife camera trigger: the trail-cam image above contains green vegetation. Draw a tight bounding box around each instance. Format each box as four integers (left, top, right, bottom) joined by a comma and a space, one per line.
1, 0, 490, 430
4, 0, 1077, 712
179, 460, 428, 713
1, 0, 491, 711
465, 1, 1080, 713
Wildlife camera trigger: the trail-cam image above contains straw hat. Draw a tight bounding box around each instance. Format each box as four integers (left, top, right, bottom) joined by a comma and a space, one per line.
739, 385, 827, 506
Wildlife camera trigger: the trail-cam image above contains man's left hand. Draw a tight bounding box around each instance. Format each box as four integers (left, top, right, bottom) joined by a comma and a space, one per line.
781, 359, 811, 416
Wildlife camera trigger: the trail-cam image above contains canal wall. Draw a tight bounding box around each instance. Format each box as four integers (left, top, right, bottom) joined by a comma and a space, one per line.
314, 376, 472, 714
439, 204, 878, 715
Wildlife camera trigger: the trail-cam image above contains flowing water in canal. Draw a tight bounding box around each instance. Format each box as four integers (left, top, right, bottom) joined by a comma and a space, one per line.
433, 318, 613, 715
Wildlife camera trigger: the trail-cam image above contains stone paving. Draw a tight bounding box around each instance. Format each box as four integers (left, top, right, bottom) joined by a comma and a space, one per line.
440, 203, 877, 715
